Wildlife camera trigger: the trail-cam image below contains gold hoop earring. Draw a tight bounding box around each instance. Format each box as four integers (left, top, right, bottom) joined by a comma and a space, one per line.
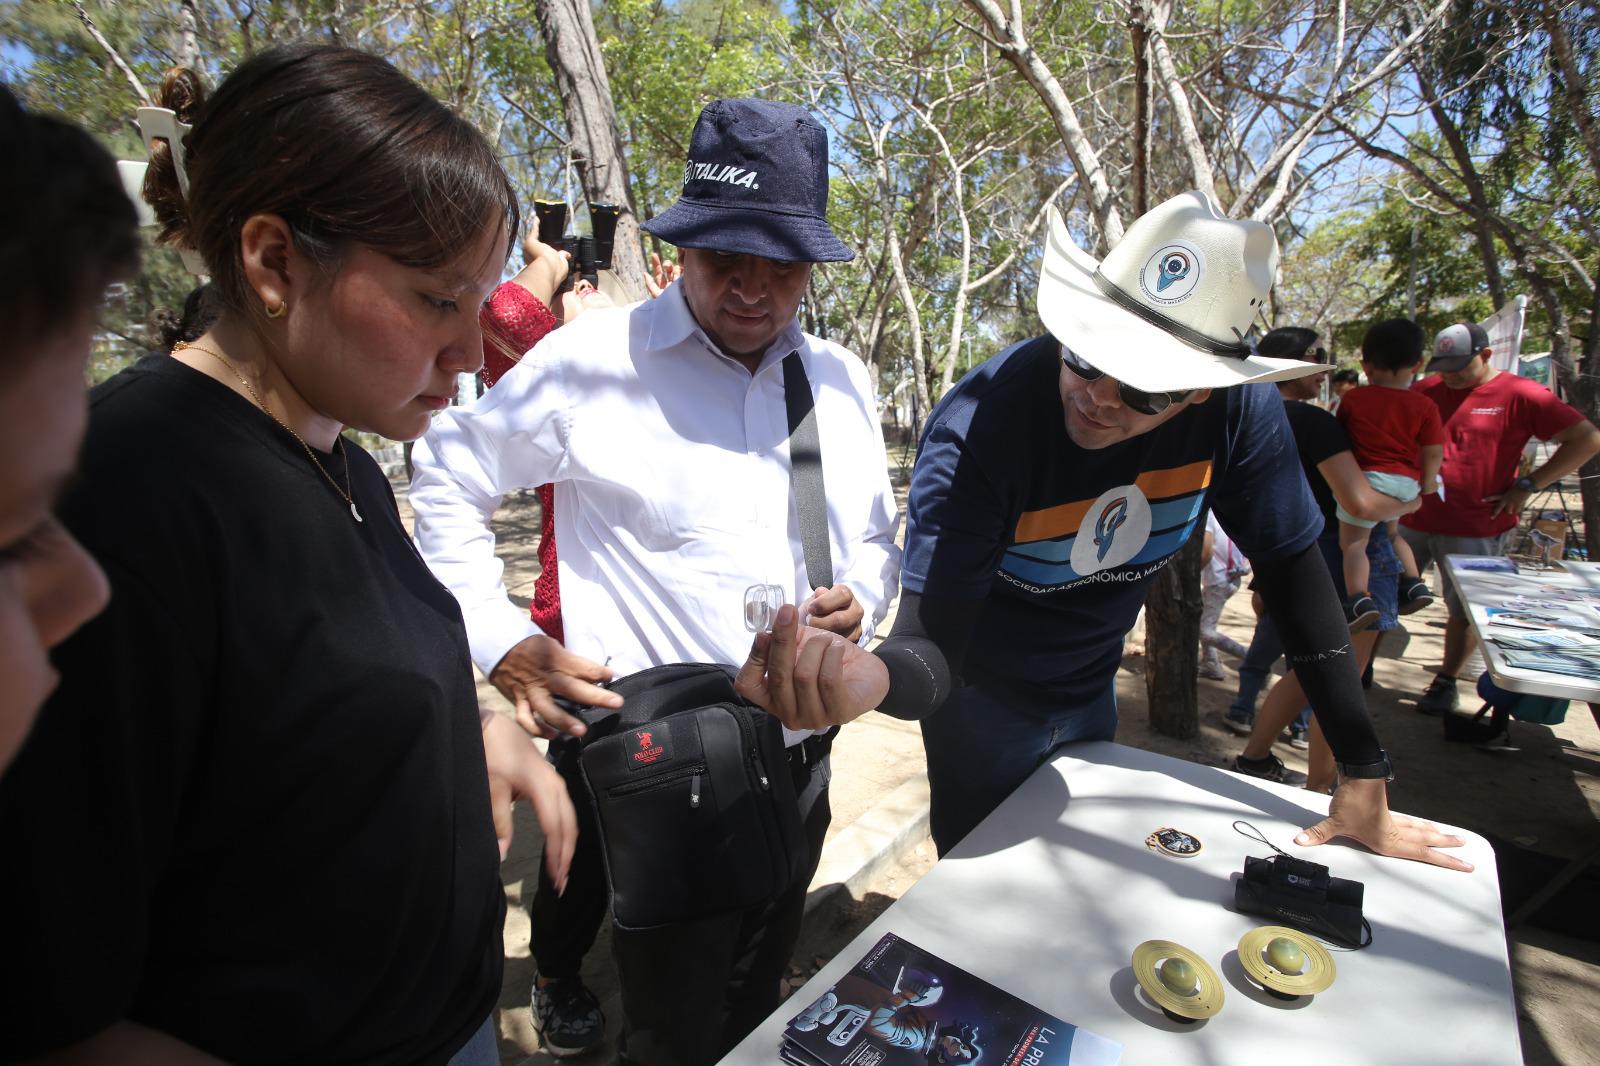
264, 300, 288, 319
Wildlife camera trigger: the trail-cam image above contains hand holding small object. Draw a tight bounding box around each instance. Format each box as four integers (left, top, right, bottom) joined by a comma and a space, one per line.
802, 584, 864, 642
735, 604, 888, 730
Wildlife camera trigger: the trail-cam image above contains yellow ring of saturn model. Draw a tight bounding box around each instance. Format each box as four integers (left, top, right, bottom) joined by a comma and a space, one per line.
1131, 940, 1225, 1019
1238, 926, 1336, 997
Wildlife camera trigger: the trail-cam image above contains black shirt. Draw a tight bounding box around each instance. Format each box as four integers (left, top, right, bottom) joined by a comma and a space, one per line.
0, 357, 503, 1063
1284, 399, 1351, 533
901, 336, 1320, 705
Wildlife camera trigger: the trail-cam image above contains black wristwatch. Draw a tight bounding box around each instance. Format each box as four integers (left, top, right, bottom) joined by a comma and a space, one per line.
1335, 750, 1394, 782
1514, 475, 1537, 494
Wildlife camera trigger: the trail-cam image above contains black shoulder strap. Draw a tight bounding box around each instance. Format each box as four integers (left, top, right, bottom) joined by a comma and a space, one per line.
782, 351, 834, 591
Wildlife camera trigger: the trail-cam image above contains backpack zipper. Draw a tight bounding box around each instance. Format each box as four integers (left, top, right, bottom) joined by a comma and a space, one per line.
607, 765, 706, 798
731, 708, 771, 790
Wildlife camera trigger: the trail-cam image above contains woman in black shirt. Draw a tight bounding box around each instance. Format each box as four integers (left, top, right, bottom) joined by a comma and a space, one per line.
0, 48, 573, 1064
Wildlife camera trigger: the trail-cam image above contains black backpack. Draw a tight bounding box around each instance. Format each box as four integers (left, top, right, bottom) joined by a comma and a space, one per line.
567, 663, 808, 930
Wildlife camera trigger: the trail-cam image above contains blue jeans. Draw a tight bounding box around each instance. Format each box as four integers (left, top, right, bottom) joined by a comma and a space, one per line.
1227, 531, 1398, 730
921, 680, 1118, 855
1227, 614, 1285, 724
446, 1016, 498, 1066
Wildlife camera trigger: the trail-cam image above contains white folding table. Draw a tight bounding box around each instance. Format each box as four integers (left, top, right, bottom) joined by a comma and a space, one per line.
1441, 554, 1600, 926
722, 742, 1519, 1066
1441, 554, 1600, 707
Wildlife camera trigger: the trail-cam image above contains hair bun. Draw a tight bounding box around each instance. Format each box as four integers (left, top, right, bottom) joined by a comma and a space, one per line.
142, 66, 208, 249
159, 66, 206, 122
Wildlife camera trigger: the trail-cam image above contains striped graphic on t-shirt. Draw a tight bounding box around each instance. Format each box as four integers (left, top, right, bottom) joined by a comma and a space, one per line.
1000, 459, 1213, 590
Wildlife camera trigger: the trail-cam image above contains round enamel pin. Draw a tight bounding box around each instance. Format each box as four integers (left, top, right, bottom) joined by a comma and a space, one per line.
1146, 827, 1203, 858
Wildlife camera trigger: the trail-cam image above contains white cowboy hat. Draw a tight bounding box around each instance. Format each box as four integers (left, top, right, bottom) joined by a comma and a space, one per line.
1037, 189, 1327, 393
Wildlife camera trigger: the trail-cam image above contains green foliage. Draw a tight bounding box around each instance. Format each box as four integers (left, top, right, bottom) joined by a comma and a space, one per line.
598, 0, 791, 228
9, 0, 1595, 405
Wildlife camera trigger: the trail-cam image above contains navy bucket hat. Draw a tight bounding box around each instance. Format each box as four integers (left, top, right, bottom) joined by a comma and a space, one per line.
643, 98, 854, 264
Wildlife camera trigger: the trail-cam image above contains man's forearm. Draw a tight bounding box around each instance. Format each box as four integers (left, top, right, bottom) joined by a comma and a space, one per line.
1252, 542, 1384, 765
1529, 425, 1600, 488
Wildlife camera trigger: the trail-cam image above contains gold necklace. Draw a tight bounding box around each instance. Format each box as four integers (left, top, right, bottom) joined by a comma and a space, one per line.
175, 341, 364, 523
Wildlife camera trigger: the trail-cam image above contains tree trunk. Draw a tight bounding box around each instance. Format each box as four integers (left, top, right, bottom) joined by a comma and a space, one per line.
1564, 284, 1600, 561
1130, 2, 1149, 217
533, 0, 648, 301
178, 0, 200, 69
1144, 533, 1205, 738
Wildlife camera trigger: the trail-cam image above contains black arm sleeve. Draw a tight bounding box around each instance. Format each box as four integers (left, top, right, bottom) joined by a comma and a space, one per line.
1252, 541, 1384, 764
872, 591, 980, 720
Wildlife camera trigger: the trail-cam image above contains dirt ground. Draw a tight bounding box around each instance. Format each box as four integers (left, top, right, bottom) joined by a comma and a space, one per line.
397, 476, 1600, 1065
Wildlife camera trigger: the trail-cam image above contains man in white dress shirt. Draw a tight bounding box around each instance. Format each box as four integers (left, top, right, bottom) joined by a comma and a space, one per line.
410, 98, 900, 1066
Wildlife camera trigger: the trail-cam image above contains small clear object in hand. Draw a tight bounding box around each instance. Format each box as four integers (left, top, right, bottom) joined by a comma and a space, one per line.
745, 584, 787, 632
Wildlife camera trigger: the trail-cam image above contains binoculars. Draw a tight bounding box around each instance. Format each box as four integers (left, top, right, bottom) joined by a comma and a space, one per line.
533, 200, 621, 290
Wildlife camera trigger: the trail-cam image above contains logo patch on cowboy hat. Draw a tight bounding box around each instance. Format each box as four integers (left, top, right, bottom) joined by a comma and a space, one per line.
1139, 241, 1204, 305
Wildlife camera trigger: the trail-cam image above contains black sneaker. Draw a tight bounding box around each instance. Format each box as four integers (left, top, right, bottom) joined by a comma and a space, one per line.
532, 975, 605, 1057
1344, 593, 1379, 633
1398, 577, 1434, 615
1415, 675, 1459, 717
1232, 753, 1308, 787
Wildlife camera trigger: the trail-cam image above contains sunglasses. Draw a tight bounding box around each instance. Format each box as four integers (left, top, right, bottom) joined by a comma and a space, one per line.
1060, 346, 1194, 416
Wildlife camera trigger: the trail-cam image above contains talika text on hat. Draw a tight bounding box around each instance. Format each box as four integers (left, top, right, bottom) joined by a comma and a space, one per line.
684, 160, 760, 190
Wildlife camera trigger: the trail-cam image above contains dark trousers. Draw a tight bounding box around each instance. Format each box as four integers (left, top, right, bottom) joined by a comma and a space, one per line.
922, 681, 1117, 856
527, 740, 609, 980
613, 730, 833, 1066
1228, 614, 1284, 721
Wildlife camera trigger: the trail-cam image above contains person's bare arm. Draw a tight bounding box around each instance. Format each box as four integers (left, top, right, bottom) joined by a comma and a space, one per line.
507, 234, 571, 308
1488, 418, 1600, 517
1419, 443, 1443, 495
482, 712, 576, 887
29, 1022, 227, 1065
1318, 451, 1423, 523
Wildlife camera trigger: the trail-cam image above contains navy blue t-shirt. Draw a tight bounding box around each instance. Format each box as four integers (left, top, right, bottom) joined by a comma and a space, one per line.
902, 335, 1321, 706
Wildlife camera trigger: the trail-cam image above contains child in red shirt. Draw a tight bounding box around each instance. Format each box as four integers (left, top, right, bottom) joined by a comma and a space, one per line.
1335, 318, 1446, 629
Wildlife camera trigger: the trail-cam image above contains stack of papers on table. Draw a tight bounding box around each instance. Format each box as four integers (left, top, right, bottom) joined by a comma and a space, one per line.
781, 933, 1121, 1066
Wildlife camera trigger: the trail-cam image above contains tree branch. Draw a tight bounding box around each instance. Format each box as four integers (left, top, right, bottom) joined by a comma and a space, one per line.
74, 2, 152, 105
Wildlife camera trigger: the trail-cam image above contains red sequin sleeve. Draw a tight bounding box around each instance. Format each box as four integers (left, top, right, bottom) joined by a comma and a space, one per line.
479, 281, 559, 390
478, 282, 564, 643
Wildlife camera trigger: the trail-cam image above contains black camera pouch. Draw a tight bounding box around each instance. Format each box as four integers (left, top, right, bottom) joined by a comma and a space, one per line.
568, 663, 807, 931
1234, 853, 1370, 948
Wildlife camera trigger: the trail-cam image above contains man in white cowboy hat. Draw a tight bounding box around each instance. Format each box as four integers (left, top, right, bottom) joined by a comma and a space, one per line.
737, 189, 1472, 873
412, 98, 900, 1065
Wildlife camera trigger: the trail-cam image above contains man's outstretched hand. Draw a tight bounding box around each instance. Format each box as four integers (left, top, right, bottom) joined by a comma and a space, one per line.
1294, 777, 1473, 872
736, 604, 888, 731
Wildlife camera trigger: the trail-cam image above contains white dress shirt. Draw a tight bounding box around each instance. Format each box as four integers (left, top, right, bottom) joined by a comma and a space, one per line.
410, 282, 901, 741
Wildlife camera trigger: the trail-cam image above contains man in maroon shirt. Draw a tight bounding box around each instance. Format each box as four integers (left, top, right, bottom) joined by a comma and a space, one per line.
1402, 321, 1600, 714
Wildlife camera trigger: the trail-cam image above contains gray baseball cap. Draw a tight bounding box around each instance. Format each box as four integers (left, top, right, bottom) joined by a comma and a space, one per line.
1427, 321, 1490, 373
